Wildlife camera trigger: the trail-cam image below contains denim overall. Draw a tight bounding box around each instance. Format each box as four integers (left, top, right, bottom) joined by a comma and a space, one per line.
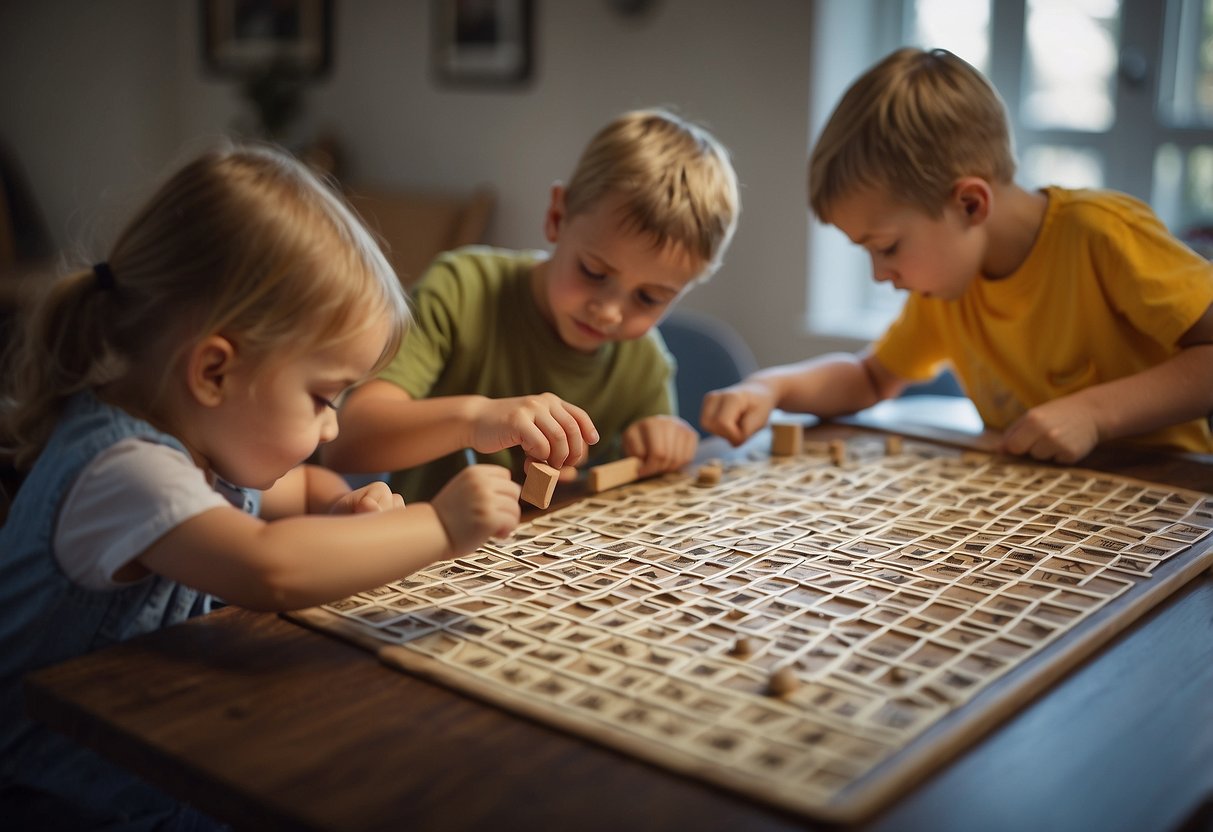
0, 392, 256, 830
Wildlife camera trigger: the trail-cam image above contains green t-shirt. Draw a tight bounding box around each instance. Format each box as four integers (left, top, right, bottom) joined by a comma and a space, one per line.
379, 246, 677, 501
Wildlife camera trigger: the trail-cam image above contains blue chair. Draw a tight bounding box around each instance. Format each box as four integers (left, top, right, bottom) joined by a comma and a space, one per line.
658, 308, 758, 436
900, 369, 965, 397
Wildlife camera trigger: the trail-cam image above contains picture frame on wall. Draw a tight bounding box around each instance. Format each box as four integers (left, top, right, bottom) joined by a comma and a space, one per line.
433, 0, 533, 87
201, 0, 333, 78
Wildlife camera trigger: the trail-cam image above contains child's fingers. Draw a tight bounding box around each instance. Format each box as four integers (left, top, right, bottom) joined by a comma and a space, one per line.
516, 422, 553, 463
740, 407, 770, 444
701, 392, 745, 444
549, 406, 591, 466
622, 425, 649, 463
564, 402, 600, 447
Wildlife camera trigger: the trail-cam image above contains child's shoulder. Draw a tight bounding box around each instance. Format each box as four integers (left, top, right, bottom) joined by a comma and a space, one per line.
419, 245, 547, 291
1045, 186, 1158, 231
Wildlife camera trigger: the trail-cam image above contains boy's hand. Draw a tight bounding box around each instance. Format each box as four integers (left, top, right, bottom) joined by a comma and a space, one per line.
700, 381, 778, 446
329, 481, 405, 514
470, 393, 599, 470
1000, 397, 1101, 463
623, 415, 699, 478
431, 464, 522, 555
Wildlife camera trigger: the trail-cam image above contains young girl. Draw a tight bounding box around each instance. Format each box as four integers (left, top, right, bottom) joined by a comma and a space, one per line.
0, 144, 521, 829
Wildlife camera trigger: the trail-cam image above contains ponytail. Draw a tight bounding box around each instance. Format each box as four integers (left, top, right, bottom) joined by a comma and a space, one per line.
0, 265, 125, 467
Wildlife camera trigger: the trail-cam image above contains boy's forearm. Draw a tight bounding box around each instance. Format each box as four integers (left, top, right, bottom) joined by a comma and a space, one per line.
753, 353, 883, 417
325, 394, 485, 472
1079, 345, 1213, 442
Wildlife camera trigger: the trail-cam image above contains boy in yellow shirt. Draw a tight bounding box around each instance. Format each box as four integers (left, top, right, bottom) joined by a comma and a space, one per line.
325, 109, 740, 500
702, 47, 1213, 463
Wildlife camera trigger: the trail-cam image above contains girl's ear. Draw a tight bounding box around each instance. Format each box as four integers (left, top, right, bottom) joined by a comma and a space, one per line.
952, 177, 992, 225
185, 335, 237, 407
543, 183, 567, 244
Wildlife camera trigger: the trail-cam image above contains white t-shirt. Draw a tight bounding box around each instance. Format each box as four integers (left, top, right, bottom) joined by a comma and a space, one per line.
54, 438, 231, 590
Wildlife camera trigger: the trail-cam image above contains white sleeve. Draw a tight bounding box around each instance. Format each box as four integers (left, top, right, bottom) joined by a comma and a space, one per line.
54, 438, 231, 590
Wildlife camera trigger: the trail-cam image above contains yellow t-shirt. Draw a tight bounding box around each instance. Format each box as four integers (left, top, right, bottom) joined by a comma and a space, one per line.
873, 187, 1213, 453
379, 246, 676, 501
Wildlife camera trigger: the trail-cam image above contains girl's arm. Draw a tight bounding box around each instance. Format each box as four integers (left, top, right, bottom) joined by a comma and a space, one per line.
137, 464, 521, 611
322, 379, 598, 474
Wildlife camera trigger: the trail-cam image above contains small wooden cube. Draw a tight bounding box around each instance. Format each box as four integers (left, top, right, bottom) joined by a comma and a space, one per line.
587, 456, 642, 493
729, 636, 753, 657
521, 460, 559, 509
770, 422, 803, 456
768, 664, 799, 697
885, 434, 903, 455
828, 439, 847, 466
695, 461, 723, 486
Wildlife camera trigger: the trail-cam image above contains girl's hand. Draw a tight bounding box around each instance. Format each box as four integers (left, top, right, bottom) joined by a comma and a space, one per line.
1000, 397, 1102, 463
431, 464, 522, 555
470, 393, 599, 470
623, 415, 699, 478
700, 381, 778, 446
329, 480, 405, 514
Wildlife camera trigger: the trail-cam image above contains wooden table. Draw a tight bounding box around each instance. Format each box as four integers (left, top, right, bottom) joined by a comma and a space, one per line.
23, 411, 1213, 832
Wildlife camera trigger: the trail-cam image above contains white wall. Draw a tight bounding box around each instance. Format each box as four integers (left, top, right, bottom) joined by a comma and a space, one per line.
0, 0, 852, 366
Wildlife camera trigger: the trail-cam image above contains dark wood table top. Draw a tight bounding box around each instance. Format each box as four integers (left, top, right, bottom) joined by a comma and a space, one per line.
23, 414, 1213, 831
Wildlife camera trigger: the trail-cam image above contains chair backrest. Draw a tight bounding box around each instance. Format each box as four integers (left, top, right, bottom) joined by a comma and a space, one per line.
658, 308, 758, 436
344, 185, 496, 288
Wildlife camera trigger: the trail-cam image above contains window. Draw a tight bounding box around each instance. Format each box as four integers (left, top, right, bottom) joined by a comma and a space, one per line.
807, 0, 1213, 341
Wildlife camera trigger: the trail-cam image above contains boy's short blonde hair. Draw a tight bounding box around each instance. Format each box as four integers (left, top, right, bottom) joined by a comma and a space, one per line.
563, 108, 740, 279
809, 48, 1016, 221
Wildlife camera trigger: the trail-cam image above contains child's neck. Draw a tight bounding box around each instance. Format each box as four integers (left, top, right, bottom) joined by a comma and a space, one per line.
981, 183, 1049, 279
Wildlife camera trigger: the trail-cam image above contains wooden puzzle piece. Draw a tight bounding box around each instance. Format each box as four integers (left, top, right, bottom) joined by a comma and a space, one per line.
770, 422, 803, 456
696, 460, 723, 486
588, 456, 642, 493
521, 460, 559, 509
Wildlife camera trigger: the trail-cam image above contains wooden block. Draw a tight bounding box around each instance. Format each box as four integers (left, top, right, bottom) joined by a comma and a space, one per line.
521, 460, 559, 509
828, 439, 847, 466
767, 664, 799, 697
587, 457, 642, 493
885, 434, 903, 455
729, 636, 753, 657
695, 461, 723, 486
770, 422, 803, 456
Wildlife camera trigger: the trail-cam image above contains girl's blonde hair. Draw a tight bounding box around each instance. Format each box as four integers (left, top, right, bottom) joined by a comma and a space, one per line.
809, 48, 1016, 221
563, 108, 740, 279
0, 142, 409, 468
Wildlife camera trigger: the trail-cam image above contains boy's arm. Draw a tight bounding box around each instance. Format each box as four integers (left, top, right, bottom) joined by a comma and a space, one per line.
322, 380, 482, 473
1002, 304, 1213, 462
701, 351, 906, 445
259, 464, 355, 520
322, 379, 599, 474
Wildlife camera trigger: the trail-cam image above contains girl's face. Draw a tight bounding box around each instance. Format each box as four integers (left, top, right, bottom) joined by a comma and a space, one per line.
533, 187, 705, 354
193, 316, 390, 490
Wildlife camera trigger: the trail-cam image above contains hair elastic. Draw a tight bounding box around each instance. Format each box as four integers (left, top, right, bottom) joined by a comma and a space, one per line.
92, 262, 116, 291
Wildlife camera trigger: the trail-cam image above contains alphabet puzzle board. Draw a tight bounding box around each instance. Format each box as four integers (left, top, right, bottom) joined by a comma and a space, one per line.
288, 435, 1213, 822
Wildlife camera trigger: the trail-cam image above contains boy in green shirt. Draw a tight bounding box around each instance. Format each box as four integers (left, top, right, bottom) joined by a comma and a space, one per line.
325, 109, 740, 500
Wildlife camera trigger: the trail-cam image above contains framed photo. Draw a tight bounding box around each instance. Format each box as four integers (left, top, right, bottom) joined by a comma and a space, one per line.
433, 0, 534, 87
201, 0, 333, 78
